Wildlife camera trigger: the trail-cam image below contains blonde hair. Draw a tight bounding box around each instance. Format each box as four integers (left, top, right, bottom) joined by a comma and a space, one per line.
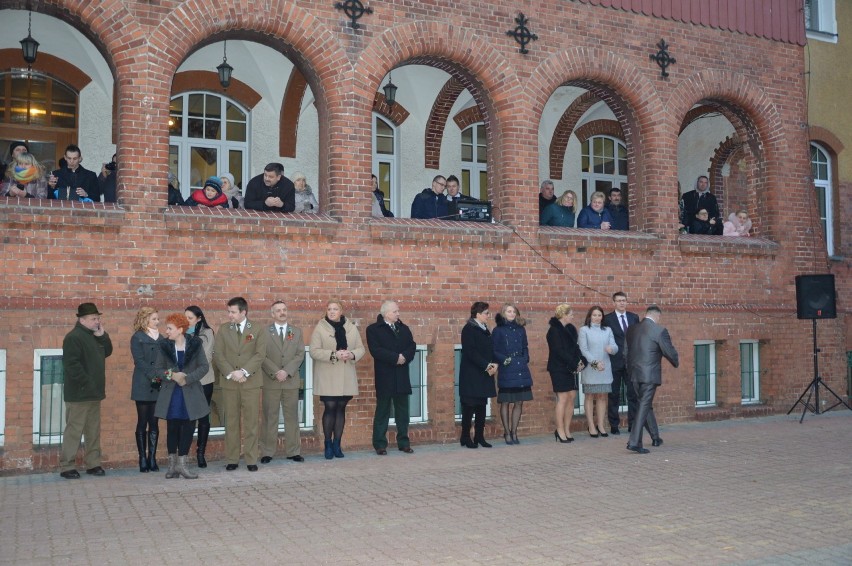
554, 303, 572, 319
500, 303, 526, 326
292, 171, 307, 183
557, 190, 577, 207
326, 299, 344, 312
132, 307, 158, 333
590, 191, 606, 203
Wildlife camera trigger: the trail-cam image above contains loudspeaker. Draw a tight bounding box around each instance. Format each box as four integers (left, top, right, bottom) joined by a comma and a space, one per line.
795, 274, 836, 319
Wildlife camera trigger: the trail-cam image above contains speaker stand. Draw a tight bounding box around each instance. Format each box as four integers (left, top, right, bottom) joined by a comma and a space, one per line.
787, 319, 852, 423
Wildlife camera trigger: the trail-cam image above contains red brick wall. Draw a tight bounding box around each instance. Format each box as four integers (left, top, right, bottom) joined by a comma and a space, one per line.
0, 0, 844, 473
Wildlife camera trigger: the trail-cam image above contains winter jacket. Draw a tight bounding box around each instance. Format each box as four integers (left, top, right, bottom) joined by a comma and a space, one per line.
410, 188, 448, 219
62, 322, 113, 402
130, 330, 163, 401
723, 213, 752, 237
540, 204, 576, 227
154, 335, 211, 421
576, 205, 614, 229
546, 318, 586, 374
459, 320, 497, 400
366, 315, 417, 397
492, 314, 533, 389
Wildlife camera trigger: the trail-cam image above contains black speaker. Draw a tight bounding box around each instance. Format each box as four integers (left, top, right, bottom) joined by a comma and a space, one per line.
795, 274, 836, 319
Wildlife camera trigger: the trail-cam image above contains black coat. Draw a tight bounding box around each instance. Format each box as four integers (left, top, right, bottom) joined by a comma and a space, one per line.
459, 320, 497, 400
244, 173, 296, 212
680, 189, 721, 229
545, 318, 586, 374
602, 311, 640, 372
50, 165, 100, 201
366, 315, 417, 396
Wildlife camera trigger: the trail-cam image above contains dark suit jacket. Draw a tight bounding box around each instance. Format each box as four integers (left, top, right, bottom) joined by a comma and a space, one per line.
624, 318, 679, 385
366, 315, 416, 397
603, 311, 640, 372
213, 318, 269, 391
261, 324, 305, 391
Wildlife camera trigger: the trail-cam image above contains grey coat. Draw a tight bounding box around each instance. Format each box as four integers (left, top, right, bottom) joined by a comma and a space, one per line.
624, 318, 679, 385
130, 330, 162, 402
578, 324, 617, 386
154, 335, 211, 421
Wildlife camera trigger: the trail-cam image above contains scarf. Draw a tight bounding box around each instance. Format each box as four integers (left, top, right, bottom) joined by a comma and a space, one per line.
325, 316, 348, 350
13, 164, 39, 185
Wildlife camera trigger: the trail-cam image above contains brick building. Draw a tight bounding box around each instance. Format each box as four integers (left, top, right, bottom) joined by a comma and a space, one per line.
0, 0, 847, 473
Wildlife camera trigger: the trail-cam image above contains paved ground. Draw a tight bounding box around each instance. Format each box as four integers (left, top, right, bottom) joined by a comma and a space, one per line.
1, 412, 851, 565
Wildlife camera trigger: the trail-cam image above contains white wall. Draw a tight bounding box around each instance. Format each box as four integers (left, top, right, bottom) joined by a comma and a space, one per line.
677, 112, 736, 194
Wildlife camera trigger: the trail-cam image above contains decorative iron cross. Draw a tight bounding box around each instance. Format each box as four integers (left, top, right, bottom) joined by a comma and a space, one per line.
335, 0, 373, 29
506, 13, 538, 55
650, 39, 676, 78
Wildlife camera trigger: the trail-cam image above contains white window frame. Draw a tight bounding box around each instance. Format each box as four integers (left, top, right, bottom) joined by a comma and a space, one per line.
390, 345, 428, 425
453, 344, 492, 420
580, 135, 628, 205
372, 114, 400, 216
694, 341, 717, 407
810, 143, 834, 256
169, 92, 250, 199
460, 123, 488, 200
275, 345, 315, 432
805, 0, 837, 43
0, 350, 6, 447
740, 340, 761, 405
33, 348, 65, 445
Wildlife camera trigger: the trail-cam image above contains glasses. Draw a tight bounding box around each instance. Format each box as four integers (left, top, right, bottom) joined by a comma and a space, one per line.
435, 181, 446, 187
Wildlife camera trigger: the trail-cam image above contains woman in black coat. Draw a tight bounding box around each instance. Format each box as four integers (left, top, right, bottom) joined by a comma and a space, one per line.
546, 303, 587, 443
458, 302, 498, 448
130, 306, 162, 472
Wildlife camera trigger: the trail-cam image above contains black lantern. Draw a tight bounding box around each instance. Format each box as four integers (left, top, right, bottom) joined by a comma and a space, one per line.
383, 72, 397, 107
217, 41, 233, 89
20, 11, 39, 68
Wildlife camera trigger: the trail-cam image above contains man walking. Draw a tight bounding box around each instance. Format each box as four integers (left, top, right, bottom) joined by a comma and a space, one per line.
260, 301, 306, 464
625, 305, 679, 454
603, 292, 640, 435
214, 297, 269, 471
366, 301, 417, 455
59, 303, 113, 478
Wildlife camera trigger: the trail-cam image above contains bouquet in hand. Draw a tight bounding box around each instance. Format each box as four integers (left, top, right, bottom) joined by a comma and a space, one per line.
150, 368, 173, 392
590, 360, 602, 371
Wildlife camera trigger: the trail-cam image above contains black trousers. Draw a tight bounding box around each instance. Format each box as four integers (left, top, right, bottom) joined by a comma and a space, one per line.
460, 403, 487, 441
166, 419, 196, 456
608, 367, 639, 429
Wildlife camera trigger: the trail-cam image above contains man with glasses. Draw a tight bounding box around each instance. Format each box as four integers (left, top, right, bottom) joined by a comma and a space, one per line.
410, 175, 449, 219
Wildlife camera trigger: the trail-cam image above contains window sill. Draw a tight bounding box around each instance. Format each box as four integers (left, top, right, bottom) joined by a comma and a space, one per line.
806, 29, 838, 44
537, 226, 659, 252
163, 206, 341, 240
1, 198, 126, 230
678, 234, 779, 257
368, 217, 513, 246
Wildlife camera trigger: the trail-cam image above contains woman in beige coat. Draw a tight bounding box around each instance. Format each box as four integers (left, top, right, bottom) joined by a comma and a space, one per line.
310, 300, 365, 460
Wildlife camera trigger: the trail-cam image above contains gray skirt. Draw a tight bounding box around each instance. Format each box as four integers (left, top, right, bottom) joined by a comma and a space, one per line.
583, 383, 611, 394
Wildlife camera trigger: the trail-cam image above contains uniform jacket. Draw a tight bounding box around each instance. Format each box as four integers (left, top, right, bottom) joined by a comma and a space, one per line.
309, 318, 365, 396
261, 323, 306, 391
602, 310, 640, 372
129, 330, 162, 402
62, 322, 113, 402
213, 318, 269, 391
492, 314, 533, 389
154, 335, 211, 421
546, 318, 586, 374
459, 320, 497, 400
624, 318, 679, 385
366, 315, 417, 397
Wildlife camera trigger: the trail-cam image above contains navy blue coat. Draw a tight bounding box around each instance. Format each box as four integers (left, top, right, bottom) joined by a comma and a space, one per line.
492, 315, 533, 389
410, 188, 448, 219
576, 205, 614, 229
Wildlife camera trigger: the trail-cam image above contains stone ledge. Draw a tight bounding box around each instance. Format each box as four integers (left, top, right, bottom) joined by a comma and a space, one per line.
368, 217, 513, 246
678, 234, 779, 256
0, 199, 126, 230
694, 407, 729, 421
163, 206, 341, 240
537, 226, 660, 252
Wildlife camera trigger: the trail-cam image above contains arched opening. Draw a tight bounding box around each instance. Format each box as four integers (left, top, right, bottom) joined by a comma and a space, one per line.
810, 142, 834, 255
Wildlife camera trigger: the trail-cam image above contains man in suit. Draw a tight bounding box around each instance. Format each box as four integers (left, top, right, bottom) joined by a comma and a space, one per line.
603, 291, 640, 435
624, 305, 679, 454
213, 297, 269, 471
47, 144, 101, 201
366, 300, 417, 455
260, 301, 306, 464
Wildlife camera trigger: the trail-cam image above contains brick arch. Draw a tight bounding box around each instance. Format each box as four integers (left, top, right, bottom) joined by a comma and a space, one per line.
372, 93, 411, 127
424, 78, 466, 169
453, 107, 483, 131
573, 120, 624, 145
171, 71, 262, 110
528, 47, 664, 231
708, 135, 744, 219
669, 70, 786, 239
679, 105, 718, 135
149, 1, 353, 215
808, 126, 845, 155
548, 92, 600, 180
355, 21, 522, 222
0, 49, 92, 92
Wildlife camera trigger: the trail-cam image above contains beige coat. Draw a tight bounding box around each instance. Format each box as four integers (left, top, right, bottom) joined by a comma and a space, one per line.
309, 318, 364, 396
196, 327, 216, 386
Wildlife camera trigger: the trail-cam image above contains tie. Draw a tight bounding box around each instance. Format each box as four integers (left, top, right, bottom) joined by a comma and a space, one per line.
390, 323, 397, 335
620, 314, 627, 333
279, 326, 285, 345
237, 324, 243, 338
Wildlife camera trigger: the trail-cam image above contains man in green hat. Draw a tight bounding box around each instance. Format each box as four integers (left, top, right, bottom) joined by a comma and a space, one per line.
59, 302, 113, 479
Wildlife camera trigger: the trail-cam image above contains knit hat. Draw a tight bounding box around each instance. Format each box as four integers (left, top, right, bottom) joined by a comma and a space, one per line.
203, 176, 223, 194
9, 141, 28, 157
219, 172, 235, 187
167, 172, 178, 186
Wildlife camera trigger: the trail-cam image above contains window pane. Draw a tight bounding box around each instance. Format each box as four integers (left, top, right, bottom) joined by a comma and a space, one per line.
52, 104, 76, 128
169, 145, 180, 188
408, 352, 423, 419
228, 150, 243, 191
205, 118, 221, 140
188, 94, 204, 118
461, 127, 473, 144
189, 147, 217, 190
602, 154, 614, 174
376, 118, 392, 136
226, 121, 246, 142
226, 102, 246, 121
480, 171, 488, 201
52, 82, 76, 104
461, 170, 471, 196
581, 154, 590, 172
188, 118, 204, 138
39, 355, 65, 438
376, 135, 393, 155
695, 344, 711, 404
476, 144, 487, 164
476, 124, 485, 141
379, 162, 392, 211
205, 94, 221, 118
816, 187, 826, 217
461, 144, 473, 162
593, 137, 604, 156
169, 114, 183, 136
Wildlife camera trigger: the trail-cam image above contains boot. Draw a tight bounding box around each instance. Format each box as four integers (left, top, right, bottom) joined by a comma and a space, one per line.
332, 438, 344, 458
147, 430, 160, 471
164, 454, 178, 479
459, 405, 476, 448
176, 455, 198, 479
196, 420, 210, 469
135, 431, 149, 472
473, 407, 492, 448
323, 440, 334, 460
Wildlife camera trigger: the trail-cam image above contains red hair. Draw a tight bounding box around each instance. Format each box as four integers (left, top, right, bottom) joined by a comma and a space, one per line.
165, 312, 190, 332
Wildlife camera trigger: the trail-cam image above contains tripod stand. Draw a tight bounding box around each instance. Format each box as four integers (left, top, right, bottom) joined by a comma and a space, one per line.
787, 319, 852, 423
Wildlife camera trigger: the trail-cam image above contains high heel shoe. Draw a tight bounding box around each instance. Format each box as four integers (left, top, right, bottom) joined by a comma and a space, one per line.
504, 433, 513, 445
511, 431, 520, 445
598, 427, 609, 438
588, 428, 599, 438
475, 438, 492, 448
554, 430, 571, 443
